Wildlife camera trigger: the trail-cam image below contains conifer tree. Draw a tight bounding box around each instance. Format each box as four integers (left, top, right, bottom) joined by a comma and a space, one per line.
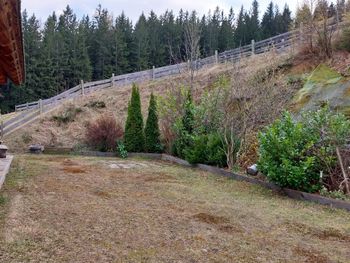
281, 5, 292, 33
145, 93, 162, 152
124, 84, 145, 152
250, 0, 261, 41
132, 13, 150, 70
114, 12, 133, 74
234, 6, 246, 46
261, 2, 277, 39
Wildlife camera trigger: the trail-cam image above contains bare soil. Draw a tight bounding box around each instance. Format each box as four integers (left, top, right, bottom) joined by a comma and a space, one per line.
0, 155, 349, 262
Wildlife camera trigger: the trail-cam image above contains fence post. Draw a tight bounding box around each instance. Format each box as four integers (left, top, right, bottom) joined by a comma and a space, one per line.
39, 99, 43, 114
251, 40, 255, 55
26, 102, 29, 111
215, 50, 218, 64
111, 73, 115, 87
81, 80, 85, 96
152, 66, 155, 80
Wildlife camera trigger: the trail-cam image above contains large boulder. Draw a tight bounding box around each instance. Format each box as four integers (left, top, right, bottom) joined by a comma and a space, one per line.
291, 64, 350, 115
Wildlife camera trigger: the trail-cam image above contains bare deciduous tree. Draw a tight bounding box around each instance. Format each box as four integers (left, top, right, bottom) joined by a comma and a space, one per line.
296, 0, 337, 58
184, 11, 201, 93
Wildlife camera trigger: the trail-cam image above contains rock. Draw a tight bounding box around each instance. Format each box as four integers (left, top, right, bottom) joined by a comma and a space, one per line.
29, 144, 44, 154
0, 144, 8, 158
247, 164, 258, 176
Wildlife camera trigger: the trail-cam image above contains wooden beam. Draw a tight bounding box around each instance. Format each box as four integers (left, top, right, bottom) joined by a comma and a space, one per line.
0, 0, 25, 85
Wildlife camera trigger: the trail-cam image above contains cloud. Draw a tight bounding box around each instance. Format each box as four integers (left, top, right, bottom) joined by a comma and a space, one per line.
22, 0, 298, 25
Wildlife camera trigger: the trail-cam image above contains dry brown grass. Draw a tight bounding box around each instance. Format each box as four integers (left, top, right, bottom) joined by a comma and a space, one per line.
0, 154, 349, 262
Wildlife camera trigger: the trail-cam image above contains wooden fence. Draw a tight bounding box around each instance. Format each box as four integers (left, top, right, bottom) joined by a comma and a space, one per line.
2, 20, 347, 136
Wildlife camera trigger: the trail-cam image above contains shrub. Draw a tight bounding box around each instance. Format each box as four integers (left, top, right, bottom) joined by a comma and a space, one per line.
145, 93, 162, 153
86, 115, 123, 152
258, 112, 321, 192
21, 132, 33, 144
185, 132, 227, 167
207, 133, 236, 167
301, 105, 350, 193
184, 134, 208, 165
158, 86, 189, 153
117, 141, 128, 158
84, 100, 106, 109
124, 84, 145, 152
258, 107, 350, 193
52, 106, 83, 125
172, 92, 195, 158
336, 27, 350, 52
320, 187, 350, 201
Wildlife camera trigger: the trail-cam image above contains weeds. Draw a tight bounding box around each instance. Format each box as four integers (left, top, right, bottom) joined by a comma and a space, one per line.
21, 133, 32, 144
52, 106, 83, 125
84, 100, 106, 109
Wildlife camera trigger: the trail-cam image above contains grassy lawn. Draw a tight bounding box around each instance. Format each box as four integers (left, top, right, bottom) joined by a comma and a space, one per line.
0, 154, 349, 262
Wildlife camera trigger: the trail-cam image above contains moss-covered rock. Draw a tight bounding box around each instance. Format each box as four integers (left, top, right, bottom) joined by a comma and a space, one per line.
291, 64, 350, 115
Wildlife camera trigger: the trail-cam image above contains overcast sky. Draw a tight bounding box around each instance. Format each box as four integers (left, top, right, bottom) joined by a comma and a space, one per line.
22, 0, 300, 25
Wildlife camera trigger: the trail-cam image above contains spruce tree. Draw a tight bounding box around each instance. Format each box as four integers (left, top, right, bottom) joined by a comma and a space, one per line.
145, 93, 162, 153
132, 13, 150, 71
261, 2, 276, 39
234, 6, 246, 46
183, 92, 194, 134
124, 84, 145, 152
173, 90, 195, 158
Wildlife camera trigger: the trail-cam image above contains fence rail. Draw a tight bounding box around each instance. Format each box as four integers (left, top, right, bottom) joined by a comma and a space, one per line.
3, 20, 348, 136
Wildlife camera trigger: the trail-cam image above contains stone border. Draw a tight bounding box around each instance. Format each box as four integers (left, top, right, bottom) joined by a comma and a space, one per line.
161, 154, 350, 212
42, 149, 350, 211
0, 155, 14, 189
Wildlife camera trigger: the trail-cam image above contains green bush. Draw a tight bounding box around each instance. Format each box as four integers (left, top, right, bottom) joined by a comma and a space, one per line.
124, 84, 145, 152
258, 107, 350, 193
172, 91, 195, 158
184, 134, 208, 164
185, 133, 227, 167
117, 141, 128, 158
145, 93, 163, 153
258, 112, 321, 192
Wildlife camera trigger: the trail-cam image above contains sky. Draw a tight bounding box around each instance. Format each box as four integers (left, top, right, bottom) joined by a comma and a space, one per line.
22, 0, 300, 25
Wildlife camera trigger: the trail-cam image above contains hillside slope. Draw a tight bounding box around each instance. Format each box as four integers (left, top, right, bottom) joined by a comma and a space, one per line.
5, 50, 350, 154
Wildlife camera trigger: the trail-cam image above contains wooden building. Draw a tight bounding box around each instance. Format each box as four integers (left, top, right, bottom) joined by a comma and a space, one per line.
0, 0, 25, 85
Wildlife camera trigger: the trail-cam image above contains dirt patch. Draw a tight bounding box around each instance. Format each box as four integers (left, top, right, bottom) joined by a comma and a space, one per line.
44, 156, 68, 162
61, 159, 79, 166
193, 213, 229, 225
293, 246, 331, 263
143, 173, 176, 183
316, 228, 350, 242
282, 220, 350, 242
92, 189, 111, 199
62, 166, 86, 174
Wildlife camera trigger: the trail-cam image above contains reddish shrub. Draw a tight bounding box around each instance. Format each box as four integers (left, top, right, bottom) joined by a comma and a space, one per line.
85, 115, 123, 152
